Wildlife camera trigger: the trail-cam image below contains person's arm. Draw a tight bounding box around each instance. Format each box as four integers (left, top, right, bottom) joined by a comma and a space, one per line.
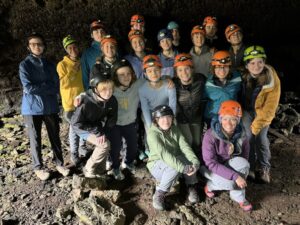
57, 61, 70, 89
139, 87, 152, 129
202, 130, 239, 180
167, 85, 177, 115
80, 53, 90, 90
105, 97, 118, 129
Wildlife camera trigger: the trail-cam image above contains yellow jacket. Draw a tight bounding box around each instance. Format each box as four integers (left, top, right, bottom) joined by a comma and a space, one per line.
251, 64, 281, 135
57, 56, 84, 112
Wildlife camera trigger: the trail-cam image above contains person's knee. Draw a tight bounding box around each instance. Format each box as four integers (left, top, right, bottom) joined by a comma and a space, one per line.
228, 157, 250, 173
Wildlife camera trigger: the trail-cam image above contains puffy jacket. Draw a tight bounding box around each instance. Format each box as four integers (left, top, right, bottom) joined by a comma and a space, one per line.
202, 119, 249, 180
242, 64, 281, 135
81, 41, 102, 90
204, 71, 242, 120
57, 56, 84, 112
147, 124, 200, 173
90, 57, 118, 82
19, 54, 59, 115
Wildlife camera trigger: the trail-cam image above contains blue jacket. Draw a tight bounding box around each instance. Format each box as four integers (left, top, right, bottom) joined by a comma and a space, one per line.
158, 49, 179, 78
19, 54, 59, 115
81, 41, 102, 90
124, 53, 144, 79
204, 71, 242, 120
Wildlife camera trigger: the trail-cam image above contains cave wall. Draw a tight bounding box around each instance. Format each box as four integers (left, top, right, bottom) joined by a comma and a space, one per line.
0, 0, 299, 114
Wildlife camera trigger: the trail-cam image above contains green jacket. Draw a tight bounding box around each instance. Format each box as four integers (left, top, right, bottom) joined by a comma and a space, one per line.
146, 124, 200, 173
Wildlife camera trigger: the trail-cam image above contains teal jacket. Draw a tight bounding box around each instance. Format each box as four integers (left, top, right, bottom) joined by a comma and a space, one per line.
146, 124, 200, 173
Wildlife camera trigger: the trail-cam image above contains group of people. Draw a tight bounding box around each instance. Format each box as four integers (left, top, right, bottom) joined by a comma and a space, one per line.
19, 14, 281, 212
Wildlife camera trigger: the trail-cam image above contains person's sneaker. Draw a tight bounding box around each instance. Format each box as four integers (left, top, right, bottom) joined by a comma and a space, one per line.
71, 154, 81, 166
204, 185, 215, 198
152, 190, 166, 210
106, 160, 113, 171
187, 185, 199, 203
111, 168, 125, 181
239, 200, 253, 212
56, 166, 70, 177
144, 149, 150, 156
34, 169, 50, 181
247, 170, 256, 180
121, 162, 136, 174
138, 150, 148, 161
258, 168, 270, 184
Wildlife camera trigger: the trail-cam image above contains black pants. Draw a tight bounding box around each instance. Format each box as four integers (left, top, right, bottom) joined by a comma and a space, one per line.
24, 114, 64, 170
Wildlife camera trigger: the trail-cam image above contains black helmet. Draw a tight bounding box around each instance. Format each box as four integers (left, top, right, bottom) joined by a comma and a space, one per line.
111, 59, 133, 77
152, 105, 174, 121
89, 74, 109, 88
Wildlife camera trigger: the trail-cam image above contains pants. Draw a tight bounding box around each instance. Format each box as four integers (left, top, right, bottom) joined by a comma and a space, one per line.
200, 157, 250, 203
64, 111, 87, 157
24, 114, 64, 170
242, 110, 271, 171
84, 134, 110, 175
178, 123, 202, 156
106, 123, 138, 169
150, 158, 198, 192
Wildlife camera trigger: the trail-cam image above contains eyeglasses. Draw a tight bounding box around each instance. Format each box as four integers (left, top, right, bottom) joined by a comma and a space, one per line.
29, 42, 43, 47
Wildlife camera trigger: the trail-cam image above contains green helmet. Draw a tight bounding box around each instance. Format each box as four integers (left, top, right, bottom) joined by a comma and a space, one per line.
167, 21, 179, 30
62, 35, 77, 49
243, 45, 266, 62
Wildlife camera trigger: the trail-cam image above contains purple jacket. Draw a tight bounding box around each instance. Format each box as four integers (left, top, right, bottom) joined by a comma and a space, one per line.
201, 121, 249, 181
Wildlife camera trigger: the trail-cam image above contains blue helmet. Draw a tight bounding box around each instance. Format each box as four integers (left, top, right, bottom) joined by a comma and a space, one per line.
167, 21, 179, 30
157, 29, 173, 42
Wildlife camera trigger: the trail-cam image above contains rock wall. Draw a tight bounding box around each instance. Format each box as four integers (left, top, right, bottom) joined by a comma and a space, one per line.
0, 0, 299, 114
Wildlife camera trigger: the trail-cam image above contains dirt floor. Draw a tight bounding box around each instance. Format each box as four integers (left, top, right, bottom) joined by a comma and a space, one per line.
0, 114, 300, 225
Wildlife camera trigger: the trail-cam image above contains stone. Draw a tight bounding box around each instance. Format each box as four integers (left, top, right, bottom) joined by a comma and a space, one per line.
72, 174, 107, 191
89, 190, 121, 203
55, 204, 73, 220
72, 188, 85, 202
178, 205, 204, 225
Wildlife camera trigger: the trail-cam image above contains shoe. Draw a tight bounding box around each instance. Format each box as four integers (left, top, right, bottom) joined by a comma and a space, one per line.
152, 190, 166, 210
138, 151, 148, 161
121, 162, 136, 175
258, 168, 271, 184
239, 200, 253, 212
106, 160, 113, 171
145, 149, 150, 156
247, 170, 256, 180
56, 166, 70, 177
204, 185, 215, 198
83, 167, 98, 178
34, 169, 50, 181
111, 168, 125, 181
71, 154, 81, 166
187, 185, 199, 203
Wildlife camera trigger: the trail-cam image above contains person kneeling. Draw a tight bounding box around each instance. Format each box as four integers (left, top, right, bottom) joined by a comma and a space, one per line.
71, 75, 117, 178
201, 100, 252, 212
147, 105, 200, 210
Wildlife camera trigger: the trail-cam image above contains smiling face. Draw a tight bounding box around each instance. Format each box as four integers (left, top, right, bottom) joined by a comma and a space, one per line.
145, 66, 161, 82
101, 42, 117, 59
221, 115, 238, 135
91, 28, 106, 42
159, 38, 172, 51
176, 65, 193, 84
205, 24, 217, 37
28, 37, 44, 56
116, 66, 133, 87
156, 115, 173, 130
192, 33, 205, 47
96, 81, 114, 101
246, 58, 265, 76
65, 43, 79, 60
228, 31, 243, 45
214, 66, 230, 80
131, 36, 145, 53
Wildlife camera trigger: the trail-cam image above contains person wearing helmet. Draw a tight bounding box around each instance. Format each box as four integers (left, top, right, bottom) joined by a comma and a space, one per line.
90, 35, 119, 82
173, 53, 206, 154
167, 21, 181, 48
138, 55, 176, 129
202, 16, 221, 50
190, 25, 213, 77
71, 74, 117, 178
225, 24, 247, 71
147, 105, 200, 210
57, 35, 88, 166
201, 100, 252, 212
241, 46, 281, 183
81, 19, 106, 90
130, 14, 145, 33
20, 32, 70, 180
204, 50, 242, 125
103, 59, 146, 180
157, 28, 179, 77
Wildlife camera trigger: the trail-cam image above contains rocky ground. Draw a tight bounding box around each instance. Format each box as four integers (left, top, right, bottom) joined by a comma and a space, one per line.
0, 112, 300, 225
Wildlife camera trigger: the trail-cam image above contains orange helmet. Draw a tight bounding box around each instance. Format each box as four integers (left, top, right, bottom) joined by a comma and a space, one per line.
225, 24, 242, 39
128, 30, 144, 41
211, 51, 231, 66
174, 53, 193, 68
130, 14, 145, 26
90, 20, 105, 32
191, 25, 206, 37
143, 55, 162, 69
203, 16, 217, 26
219, 100, 242, 118
100, 35, 117, 46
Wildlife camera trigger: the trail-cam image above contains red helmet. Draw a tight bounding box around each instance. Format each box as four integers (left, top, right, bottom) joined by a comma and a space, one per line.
174, 53, 193, 68
100, 35, 117, 46
191, 25, 206, 37
225, 24, 242, 39
219, 100, 242, 118
143, 55, 162, 69
130, 14, 145, 26
203, 16, 217, 26
128, 30, 144, 41
211, 51, 231, 66
90, 20, 105, 32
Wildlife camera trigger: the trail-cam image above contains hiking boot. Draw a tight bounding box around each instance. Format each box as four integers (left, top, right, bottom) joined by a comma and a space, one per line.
239, 200, 253, 212
247, 170, 256, 181
258, 168, 270, 184
34, 169, 50, 181
204, 185, 215, 198
138, 150, 148, 161
121, 162, 136, 174
106, 160, 113, 171
71, 154, 81, 166
187, 185, 199, 203
56, 166, 70, 177
111, 168, 125, 181
152, 190, 166, 210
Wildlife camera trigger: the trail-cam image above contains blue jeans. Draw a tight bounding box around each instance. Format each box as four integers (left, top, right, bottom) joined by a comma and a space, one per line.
200, 157, 250, 203
242, 110, 271, 171
64, 111, 87, 157
150, 159, 198, 192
